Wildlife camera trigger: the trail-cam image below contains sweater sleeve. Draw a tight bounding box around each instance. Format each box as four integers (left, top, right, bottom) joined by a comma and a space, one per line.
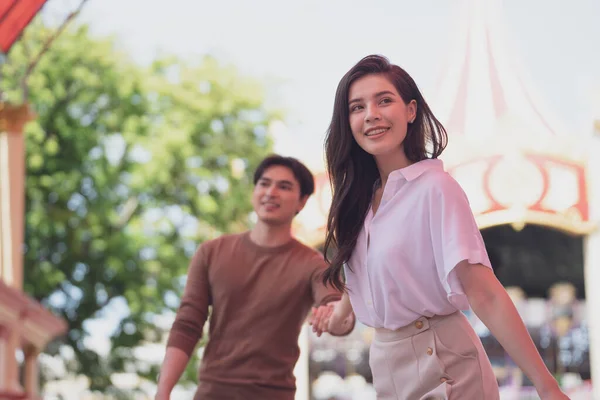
166, 243, 211, 356
310, 254, 342, 307
309, 255, 355, 336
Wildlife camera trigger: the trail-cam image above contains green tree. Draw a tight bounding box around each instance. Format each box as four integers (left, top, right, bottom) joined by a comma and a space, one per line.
1, 21, 275, 394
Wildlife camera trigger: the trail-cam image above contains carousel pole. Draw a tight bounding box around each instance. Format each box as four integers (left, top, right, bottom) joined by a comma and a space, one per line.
584, 123, 600, 398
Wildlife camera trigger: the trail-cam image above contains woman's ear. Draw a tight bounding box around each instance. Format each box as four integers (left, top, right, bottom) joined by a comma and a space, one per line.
407, 100, 417, 123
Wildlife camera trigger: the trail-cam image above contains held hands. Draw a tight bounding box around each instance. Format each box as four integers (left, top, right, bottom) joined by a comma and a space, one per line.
309, 299, 354, 336
308, 303, 334, 337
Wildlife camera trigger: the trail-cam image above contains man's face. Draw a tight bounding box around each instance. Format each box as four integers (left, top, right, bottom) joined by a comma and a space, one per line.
252, 165, 308, 225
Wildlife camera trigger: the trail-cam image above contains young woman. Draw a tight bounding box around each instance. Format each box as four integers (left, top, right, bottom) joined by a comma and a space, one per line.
311, 55, 568, 400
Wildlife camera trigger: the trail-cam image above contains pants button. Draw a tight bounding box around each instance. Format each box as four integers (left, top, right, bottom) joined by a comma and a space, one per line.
440, 377, 448, 383
426, 347, 433, 356
415, 321, 424, 329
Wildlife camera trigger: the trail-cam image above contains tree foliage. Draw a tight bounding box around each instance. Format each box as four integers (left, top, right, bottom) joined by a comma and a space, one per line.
1, 20, 276, 392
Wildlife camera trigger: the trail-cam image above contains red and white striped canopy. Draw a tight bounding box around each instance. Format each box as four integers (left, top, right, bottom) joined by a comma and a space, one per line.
432, 0, 565, 140
0, 0, 48, 54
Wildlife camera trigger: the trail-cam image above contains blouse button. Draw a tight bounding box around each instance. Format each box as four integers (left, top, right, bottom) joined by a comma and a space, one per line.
440, 377, 448, 383
415, 321, 424, 329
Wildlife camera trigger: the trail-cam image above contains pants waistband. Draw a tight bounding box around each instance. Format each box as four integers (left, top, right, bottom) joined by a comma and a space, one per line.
374, 311, 461, 342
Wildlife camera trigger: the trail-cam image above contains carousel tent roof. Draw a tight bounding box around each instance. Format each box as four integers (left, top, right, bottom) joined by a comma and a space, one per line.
432, 0, 567, 140
0, 0, 49, 54
294, 0, 593, 246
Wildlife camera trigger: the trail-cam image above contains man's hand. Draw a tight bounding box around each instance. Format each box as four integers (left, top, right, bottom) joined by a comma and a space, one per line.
309, 299, 355, 336
308, 303, 334, 337
309, 292, 356, 336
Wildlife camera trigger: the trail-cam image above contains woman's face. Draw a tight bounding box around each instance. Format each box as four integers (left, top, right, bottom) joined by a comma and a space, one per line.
348, 74, 416, 160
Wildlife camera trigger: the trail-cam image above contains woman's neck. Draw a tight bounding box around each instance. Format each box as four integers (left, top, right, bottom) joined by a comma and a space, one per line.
375, 149, 412, 188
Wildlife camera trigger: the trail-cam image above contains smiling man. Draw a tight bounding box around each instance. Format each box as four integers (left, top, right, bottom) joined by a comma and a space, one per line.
155, 155, 355, 400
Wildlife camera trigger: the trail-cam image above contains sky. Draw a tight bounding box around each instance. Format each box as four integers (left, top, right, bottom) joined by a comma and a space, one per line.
70, 0, 600, 171
37, 0, 600, 383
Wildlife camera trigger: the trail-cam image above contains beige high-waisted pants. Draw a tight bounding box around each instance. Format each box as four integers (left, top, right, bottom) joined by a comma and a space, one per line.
369, 311, 500, 400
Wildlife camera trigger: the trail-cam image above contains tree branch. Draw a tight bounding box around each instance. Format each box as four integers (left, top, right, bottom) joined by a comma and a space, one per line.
21, 0, 91, 100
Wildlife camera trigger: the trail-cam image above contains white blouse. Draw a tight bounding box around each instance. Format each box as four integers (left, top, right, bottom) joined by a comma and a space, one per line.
344, 159, 492, 329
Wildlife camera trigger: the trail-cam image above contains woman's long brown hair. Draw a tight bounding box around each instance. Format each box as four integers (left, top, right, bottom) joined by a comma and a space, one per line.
323, 55, 448, 291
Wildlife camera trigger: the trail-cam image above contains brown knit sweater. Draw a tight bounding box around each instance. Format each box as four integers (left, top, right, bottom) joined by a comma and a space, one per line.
166, 232, 343, 399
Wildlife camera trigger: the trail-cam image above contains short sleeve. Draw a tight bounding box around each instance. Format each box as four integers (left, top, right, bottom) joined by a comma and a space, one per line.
166, 243, 212, 356
309, 254, 342, 307
428, 175, 492, 309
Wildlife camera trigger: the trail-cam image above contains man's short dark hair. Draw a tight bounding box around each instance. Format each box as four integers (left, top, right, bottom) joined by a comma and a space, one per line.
253, 155, 315, 198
